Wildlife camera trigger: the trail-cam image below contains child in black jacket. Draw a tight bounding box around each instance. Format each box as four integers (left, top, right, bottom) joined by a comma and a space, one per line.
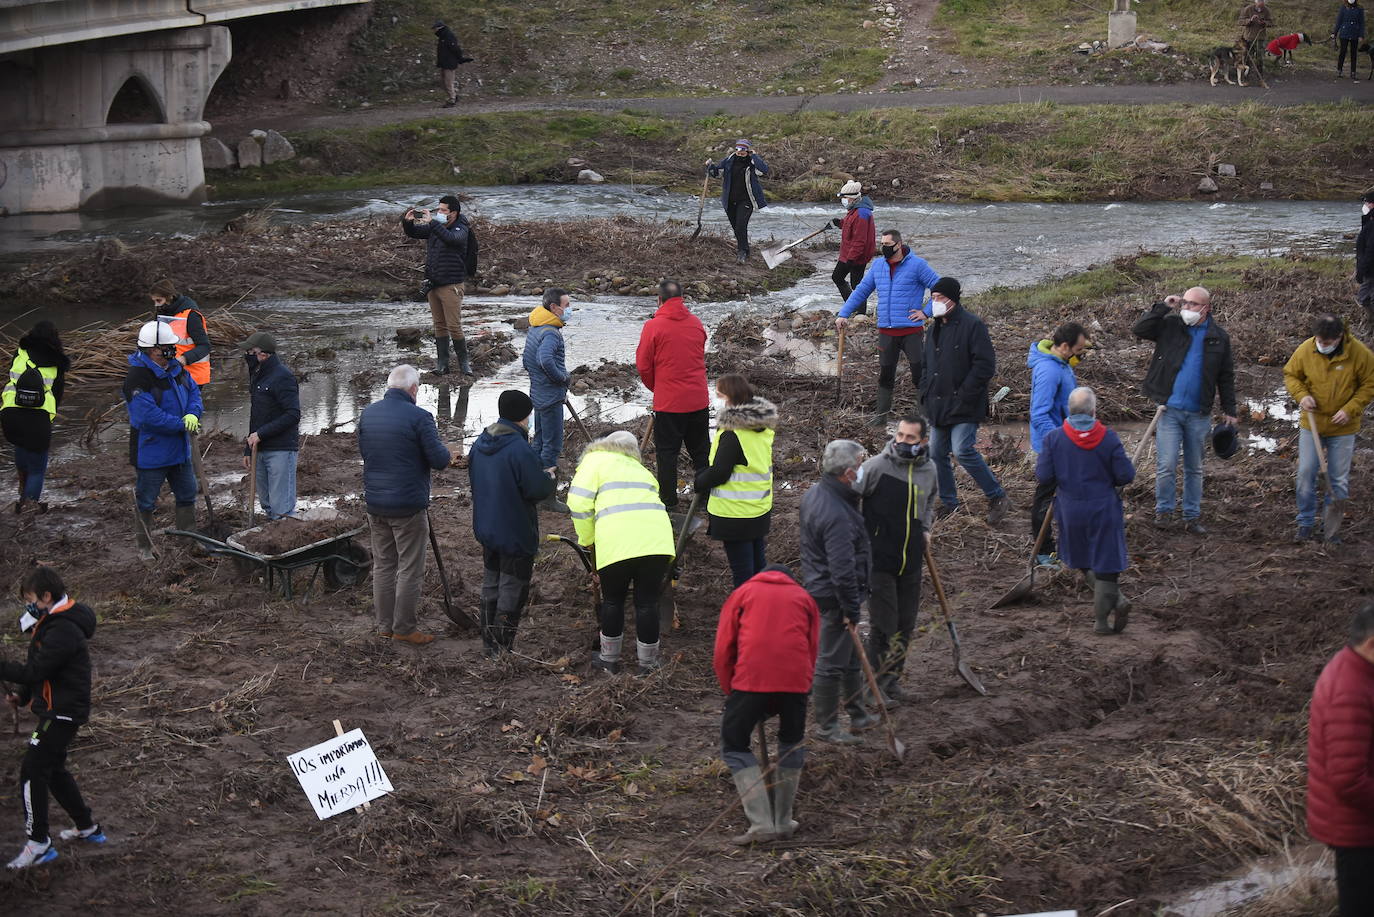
2, 566, 103, 870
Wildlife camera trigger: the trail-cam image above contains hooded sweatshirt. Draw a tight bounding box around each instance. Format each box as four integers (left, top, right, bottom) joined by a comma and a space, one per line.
857, 438, 938, 575
1, 596, 97, 724
522, 305, 570, 409
1, 332, 71, 452
468, 418, 555, 556
1027, 339, 1078, 453
635, 297, 709, 412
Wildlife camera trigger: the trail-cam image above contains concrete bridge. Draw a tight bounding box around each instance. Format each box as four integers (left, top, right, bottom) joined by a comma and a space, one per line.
0, 1, 370, 214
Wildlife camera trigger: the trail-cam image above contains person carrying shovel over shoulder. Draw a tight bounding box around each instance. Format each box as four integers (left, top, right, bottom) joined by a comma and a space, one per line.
1283, 313, 1374, 544
706, 140, 769, 264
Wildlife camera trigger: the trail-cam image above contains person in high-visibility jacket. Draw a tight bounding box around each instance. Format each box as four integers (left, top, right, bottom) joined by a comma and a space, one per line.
0, 321, 69, 514
694, 374, 777, 589
149, 279, 211, 386
568, 431, 675, 675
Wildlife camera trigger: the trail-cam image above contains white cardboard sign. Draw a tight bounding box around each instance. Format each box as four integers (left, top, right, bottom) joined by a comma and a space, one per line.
288, 728, 393, 819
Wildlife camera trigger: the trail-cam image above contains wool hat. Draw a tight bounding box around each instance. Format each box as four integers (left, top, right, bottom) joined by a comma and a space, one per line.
433, 20, 445, 29
239, 331, 278, 353
733, 139, 752, 150
930, 277, 962, 305
837, 180, 863, 197
498, 389, 534, 422
1363, 188, 1374, 204
1211, 422, 1239, 460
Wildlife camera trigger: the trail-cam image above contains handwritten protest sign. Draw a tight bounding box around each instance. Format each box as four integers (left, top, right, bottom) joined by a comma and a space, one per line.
288, 728, 393, 820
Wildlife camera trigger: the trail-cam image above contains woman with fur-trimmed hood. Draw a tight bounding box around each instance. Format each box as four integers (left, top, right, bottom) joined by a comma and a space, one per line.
694, 375, 778, 589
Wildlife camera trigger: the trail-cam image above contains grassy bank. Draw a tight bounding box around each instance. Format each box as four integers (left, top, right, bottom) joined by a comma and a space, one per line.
211, 102, 1374, 202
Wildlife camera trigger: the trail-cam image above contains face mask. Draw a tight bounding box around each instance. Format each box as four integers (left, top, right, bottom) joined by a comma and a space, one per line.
1180, 308, 1202, 326
880, 244, 898, 259
893, 442, 927, 460
160, 344, 178, 360
931, 300, 949, 318
843, 196, 858, 210
851, 466, 865, 488
559, 308, 572, 324
432, 211, 448, 224
19, 602, 39, 633
1364, 203, 1372, 216
713, 396, 727, 412
1317, 339, 1339, 355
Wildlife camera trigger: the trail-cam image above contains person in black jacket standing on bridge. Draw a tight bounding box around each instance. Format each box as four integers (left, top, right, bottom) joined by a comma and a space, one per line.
434, 20, 473, 108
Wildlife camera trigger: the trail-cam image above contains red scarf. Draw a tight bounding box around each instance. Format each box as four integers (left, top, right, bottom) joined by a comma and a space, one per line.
1062, 418, 1106, 450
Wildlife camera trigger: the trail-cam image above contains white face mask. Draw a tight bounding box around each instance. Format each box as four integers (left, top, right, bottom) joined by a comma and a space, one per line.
1317, 339, 1340, 355
1180, 308, 1203, 326
431, 211, 448, 224
851, 466, 865, 487
931, 299, 949, 318
1364, 203, 1372, 216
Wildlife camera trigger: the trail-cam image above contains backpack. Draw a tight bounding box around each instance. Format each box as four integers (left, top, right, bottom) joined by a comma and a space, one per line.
13, 362, 45, 409
464, 224, 480, 279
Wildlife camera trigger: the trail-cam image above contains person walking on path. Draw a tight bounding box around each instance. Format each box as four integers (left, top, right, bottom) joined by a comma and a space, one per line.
522, 287, 573, 513
706, 140, 770, 263
1132, 286, 1237, 534
636, 280, 710, 509
1283, 313, 1374, 542
713, 564, 819, 845
830, 180, 876, 311
1333, 0, 1366, 80
1307, 602, 1374, 916
239, 332, 300, 521
1035, 387, 1136, 635
855, 411, 936, 707
401, 195, 474, 376
358, 365, 455, 646
694, 374, 777, 589
1, 321, 69, 514
434, 20, 473, 107
918, 277, 1011, 524
123, 321, 203, 561
1027, 322, 1091, 566
149, 279, 211, 387
569, 431, 675, 675
836, 229, 942, 427
1357, 189, 1374, 330
469, 390, 555, 656
1237, 0, 1274, 76
3, 566, 104, 870
800, 439, 879, 745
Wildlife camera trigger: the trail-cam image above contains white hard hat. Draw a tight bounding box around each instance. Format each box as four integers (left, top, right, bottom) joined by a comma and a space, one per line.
137, 320, 178, 348
837, 180, 863, 197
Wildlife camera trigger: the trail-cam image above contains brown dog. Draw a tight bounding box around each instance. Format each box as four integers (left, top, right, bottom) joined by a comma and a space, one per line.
1209, 42, 1251, 86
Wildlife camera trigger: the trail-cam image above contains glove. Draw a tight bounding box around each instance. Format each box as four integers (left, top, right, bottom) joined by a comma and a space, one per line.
182, 414, 200, 433
831, 217, 843, 228
842, 606, 862, 627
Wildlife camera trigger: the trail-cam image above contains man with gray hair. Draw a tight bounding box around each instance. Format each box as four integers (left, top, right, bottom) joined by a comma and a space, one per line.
800, 439, 878, 744
358, 365, 459, 645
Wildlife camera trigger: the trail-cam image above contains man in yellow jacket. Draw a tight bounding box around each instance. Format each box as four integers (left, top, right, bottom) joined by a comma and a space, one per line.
567, 431, 675, 674
1284, 314, 1374, 543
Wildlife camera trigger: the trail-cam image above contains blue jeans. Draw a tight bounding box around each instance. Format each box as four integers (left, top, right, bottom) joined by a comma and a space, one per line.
1154, 406, 1210, 520
530, 402, 565, 469
13, 447, 48, 501
135, 463, 197, 512
722, 538, 766, 590
1296, 429, 1354, 527
255, 449, 298, 520
929, 422, 1006, 508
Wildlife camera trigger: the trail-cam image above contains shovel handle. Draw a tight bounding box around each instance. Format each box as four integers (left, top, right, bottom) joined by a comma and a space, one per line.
1305, 410, 1329, 475
924, 543, 956, 624
565, 398, 594, 443
640, 415, 655, 453
773, 224, 831, 256
835, 327, 846, 401
847, 623, 904, 759
1131, 404, 1166, 468
1029, 503, 1054, 567
247, 442, 258, 527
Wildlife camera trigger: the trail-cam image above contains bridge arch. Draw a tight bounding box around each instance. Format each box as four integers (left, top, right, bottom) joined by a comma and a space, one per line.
104, 71, 166, 124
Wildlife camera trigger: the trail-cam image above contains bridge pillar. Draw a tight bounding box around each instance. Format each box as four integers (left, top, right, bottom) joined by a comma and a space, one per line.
0, 26, 231, 214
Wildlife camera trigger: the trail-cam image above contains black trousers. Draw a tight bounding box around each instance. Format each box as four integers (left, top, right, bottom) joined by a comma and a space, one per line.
481, 547, 535, 649
20, 718, 93, 843
599, 554, 672, 644
721, 690, 807, 771
652, 408, 710, 509
832, 260, 867, 311
723, 538, 766, 589
878, 331, 923, 391
726, 200, 754, 255
1335, 846, 1374, 916
1338, 38, 1360, 75
1030, 477, 1058, 556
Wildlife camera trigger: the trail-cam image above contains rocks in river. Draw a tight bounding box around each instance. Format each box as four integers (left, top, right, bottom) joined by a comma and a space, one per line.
237, 137, 262, 169
1196, 176, 1218, 193
395, 327, 425, 346
577, 169, 605, 184
262, 130, 296, 165
201, 137, 235, 170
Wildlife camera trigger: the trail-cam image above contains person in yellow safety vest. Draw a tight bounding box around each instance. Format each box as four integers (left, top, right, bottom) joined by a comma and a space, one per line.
693, 374, 777, 590
0, 321, 69, 515
149, 279, 211, 386
567, 431, 675, 675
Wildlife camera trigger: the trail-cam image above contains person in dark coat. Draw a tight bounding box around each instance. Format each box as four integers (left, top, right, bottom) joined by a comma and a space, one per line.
3, 566, 103, 870
239, 332, 300, 520
401, 194, 474, 376
918, 277, 1011, 524
706, 140, 769, 263
1333, 0, 1366, 79
799, 439, 877, 745
1307, 602, 1374, 916
358, 365, 456, 646
1357, 189, 1374, 330
468, 390, 555, 655
1, 321, 69, 514
433, 20, 473, 106
1035, 387, 1136, 635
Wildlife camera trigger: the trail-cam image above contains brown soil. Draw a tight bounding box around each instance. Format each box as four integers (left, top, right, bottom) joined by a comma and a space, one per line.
235, 514, 364, 557
0, 260, 1367, 914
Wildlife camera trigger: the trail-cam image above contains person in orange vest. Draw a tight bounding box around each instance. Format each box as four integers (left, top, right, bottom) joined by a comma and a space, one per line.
149, 279, 211, 386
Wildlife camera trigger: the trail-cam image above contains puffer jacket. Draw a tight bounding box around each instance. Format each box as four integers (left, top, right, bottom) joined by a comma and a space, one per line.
839, 246, 941, 330
358, 387, 451, 517
245, 353, 301, 453
857, 439, 937, 576
1334, 4, 1365, 40
401, 213, 472, 286
1028, 339, 1078, 453
468, 419, 555, 556
1308, 645, 1374, 848
1132, 302, 1237, 417
1283, 333, 1374, 437
838, 195, 876, 264
0, 332, 70, 453
919, 305, 997, 427
695, 397, 778, 542
713, 568, 819, 695
635, 297, 708, 413
799, 473, 870, 617
522, 306, 570, 409
122, 351, 202, 469
1, 597, 96, 725
708, 152, 769, 211
567, 437, 674, 569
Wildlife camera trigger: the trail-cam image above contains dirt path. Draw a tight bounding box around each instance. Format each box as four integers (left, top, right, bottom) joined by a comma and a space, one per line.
212, 76, 1373, 139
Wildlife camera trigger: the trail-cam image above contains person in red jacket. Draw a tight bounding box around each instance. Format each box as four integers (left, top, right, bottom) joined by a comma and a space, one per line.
1308, 602, 1374, 915
635, 280, 710, 509
830, 180, 876, 313
714, 564, 819, 845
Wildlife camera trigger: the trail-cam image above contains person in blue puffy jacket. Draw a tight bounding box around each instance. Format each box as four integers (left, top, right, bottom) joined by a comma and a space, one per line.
1026, 322, 1091, 566
522, 288, 573, 513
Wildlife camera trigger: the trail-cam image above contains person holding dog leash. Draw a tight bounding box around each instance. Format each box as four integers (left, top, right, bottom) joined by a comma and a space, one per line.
1332, 0, 1366, 81
1237, 0, 1274, 77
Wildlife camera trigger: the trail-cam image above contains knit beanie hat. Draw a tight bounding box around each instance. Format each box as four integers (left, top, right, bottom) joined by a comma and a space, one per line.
498, 390, 534, 422
931, 277, 962, 305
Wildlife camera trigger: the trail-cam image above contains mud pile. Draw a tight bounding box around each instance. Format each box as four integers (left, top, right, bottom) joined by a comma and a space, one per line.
234, 514, 363, 556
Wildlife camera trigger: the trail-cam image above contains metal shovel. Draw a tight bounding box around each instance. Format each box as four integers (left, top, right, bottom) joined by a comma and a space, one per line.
761, 225, 830, 270
990, 507, 1055, 609
847, 623, 906, 760
1306, 410, 1346, 542
924, 545, 989, 696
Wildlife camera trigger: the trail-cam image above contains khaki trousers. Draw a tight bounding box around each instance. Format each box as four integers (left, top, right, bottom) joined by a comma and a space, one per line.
427, 284, 464, 339
369, 510, 429, 636
441, 68, 457, 101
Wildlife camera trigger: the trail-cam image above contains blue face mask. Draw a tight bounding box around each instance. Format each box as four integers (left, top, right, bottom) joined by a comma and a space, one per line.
560, 308, 572, 324
431, 211, 448, 224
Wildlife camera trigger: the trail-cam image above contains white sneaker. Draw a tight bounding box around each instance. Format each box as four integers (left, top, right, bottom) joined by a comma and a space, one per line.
59, 823, 105, 844
6, 839, 57, 869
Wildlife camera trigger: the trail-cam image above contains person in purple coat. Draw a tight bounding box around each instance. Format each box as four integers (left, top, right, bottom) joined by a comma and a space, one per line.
1034, 386, 1136, 635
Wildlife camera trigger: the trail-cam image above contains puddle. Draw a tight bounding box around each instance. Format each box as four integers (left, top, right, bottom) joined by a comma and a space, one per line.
1162, 846, 1331, 917
1247, 387, 1300, 423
